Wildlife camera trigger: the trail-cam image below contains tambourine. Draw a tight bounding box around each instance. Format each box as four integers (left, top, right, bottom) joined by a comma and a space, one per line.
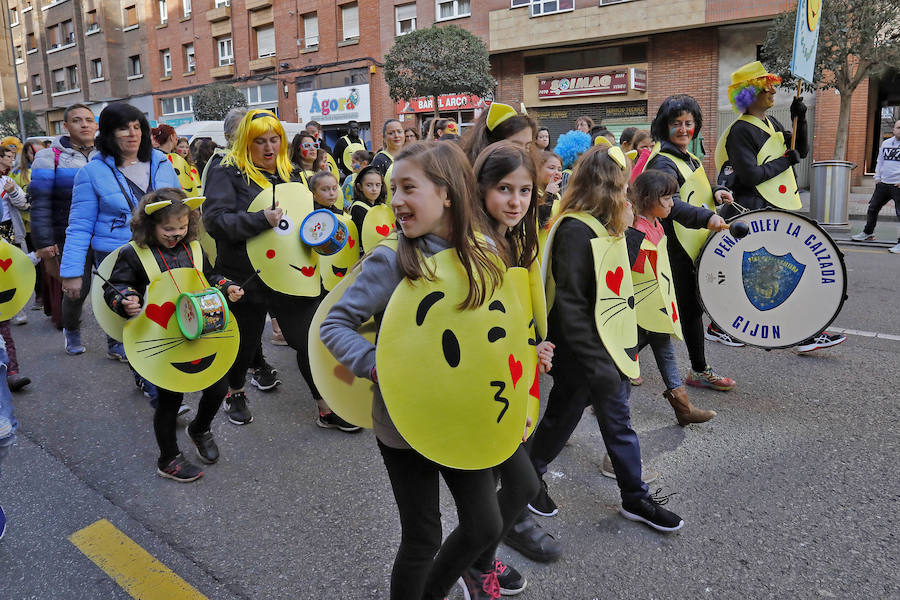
300, 209, 348, 256
176, 288, 230, 340
696, 207, 847, 349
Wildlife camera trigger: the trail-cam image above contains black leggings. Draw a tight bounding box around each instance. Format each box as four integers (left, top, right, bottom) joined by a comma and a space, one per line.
154, 378, 227, 466
378, 441, 503, 600
471, 444, 540, 572
226, 289, 321, 399
671, 259, 707, 372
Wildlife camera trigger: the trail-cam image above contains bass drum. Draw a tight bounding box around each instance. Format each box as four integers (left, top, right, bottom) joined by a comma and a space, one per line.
696, 208, 847, 349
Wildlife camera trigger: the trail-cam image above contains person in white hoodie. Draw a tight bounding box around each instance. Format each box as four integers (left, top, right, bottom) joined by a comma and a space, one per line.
852, 119, 900, 254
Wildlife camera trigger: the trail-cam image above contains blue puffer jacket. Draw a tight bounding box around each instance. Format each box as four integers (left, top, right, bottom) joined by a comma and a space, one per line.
60, 149, 179, 278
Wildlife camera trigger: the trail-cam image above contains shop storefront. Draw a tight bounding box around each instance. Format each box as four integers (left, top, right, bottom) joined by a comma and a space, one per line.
396, 93, 492, 137
297, 83, 372, 151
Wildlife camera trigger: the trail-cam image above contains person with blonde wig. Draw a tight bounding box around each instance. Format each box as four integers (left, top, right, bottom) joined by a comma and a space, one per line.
203, 110, 359, 431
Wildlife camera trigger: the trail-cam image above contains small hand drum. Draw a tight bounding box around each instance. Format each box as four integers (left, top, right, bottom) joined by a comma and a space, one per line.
176, 288, 230, 340
300, 209, 348, 256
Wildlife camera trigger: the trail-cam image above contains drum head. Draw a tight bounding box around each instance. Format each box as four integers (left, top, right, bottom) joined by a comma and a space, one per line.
696, 209, 847, 349
301, 209, 337, 247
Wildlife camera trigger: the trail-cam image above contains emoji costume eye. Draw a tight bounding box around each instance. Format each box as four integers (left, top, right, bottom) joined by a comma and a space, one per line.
442, 330, 461, 367
274, 216, 295, 236
488, 327, 506, 342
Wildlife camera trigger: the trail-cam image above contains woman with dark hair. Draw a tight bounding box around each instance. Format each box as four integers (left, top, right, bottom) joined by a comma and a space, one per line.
644, 94, 737, 392
460, 103, 535, 165
370, 119, 405, 176
151, 124, 199, 195
574, 116, 594, 134
403, 127, 419, 146
60, 102, 179, 360
290, 132, 318, 183
535, 127, 551, 151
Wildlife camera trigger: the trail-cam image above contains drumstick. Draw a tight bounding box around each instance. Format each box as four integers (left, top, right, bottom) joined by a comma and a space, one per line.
238, 269, 261, 289
272, 182, 277, 210
91, 269, 128, 302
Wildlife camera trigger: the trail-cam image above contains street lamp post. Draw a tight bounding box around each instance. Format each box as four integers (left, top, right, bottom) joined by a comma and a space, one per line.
4, 0, 28, 141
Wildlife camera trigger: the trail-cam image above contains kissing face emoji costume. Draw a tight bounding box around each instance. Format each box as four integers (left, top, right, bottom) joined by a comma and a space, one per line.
376, 249, 534, 470
0, 239, 36, 320
245, 182, 321, 297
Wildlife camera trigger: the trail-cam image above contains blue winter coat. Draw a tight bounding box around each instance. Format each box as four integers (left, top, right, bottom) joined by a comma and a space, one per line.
60, 150, 179, 278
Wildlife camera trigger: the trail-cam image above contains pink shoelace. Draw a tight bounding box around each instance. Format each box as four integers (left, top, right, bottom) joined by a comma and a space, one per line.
479, 570, 501, 599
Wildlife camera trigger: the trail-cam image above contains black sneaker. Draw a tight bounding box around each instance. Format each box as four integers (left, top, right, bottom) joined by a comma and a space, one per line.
224, 391, 253, 425
527, 478, 558, 517
458, 567, 501, 600
705, 324, 746, 347
494, 559, 526, 596
156, 454, 203, 482
502, 513, 562, 563
316, 411, 362, 432
188, 424, 220, 464
250, 363, 281, 391
7, 373, 30, 392
619, 489, 684, 532
796, 332, 847, 353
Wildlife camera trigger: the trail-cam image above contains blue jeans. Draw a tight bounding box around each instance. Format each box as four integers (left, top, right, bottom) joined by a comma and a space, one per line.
0, 344, 17, 479
637, 328, 683, 390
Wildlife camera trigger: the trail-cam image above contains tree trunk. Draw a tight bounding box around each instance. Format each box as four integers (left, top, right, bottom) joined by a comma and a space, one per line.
832, 87, 854, 161
428, 95, 440, 140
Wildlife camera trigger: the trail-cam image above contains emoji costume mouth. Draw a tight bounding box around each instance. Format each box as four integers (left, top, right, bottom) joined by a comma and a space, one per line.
171, 354, 216, 373
331, 265, 347, 278
289, 264, 317, 277
0, 289, 15, 303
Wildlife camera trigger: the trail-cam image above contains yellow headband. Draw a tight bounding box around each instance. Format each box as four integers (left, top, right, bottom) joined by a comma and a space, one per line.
486, 103, 517, 131
608, 147, 627, 171
145, 196, 205, 215
593, 135, 612, 147
625, 149, 638, 161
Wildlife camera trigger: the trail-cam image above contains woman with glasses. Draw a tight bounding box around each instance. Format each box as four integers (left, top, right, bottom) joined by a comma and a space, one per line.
290, 132, 319, 183
644, 94, 737, 393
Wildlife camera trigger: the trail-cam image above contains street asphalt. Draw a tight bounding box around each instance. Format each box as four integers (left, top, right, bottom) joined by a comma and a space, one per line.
0, 243, 897, 599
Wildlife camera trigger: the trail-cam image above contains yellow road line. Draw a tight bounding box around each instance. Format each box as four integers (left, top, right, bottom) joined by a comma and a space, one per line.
68, 519, 207, 600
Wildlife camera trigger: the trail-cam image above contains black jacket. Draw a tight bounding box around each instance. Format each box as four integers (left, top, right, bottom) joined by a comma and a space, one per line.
202, 163, 301, 292
546, 218, 623, 388
103, 242, 230, 318
332, 134, 362, 175
370, 151, 393, 177
724, 115, 808, 210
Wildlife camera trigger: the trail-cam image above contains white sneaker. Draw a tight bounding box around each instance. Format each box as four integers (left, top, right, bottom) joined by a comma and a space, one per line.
850, 231, 875, 241
11, 312, 27, 326
890, 242, 900, 254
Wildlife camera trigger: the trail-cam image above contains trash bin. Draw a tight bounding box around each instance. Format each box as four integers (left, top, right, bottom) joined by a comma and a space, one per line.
810, 160, 855, 231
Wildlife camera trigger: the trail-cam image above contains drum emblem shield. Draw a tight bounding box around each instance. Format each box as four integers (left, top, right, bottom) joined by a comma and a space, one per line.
741, 248, 806, 311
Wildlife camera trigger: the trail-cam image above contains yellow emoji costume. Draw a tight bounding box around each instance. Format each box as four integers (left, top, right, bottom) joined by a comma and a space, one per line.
360, 203, 396, 254
0, 239, 36, 320
628, 234, 683, 339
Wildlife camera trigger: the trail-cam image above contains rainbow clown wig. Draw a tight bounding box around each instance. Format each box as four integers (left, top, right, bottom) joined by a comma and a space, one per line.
553, 130, 592, 170
727, 61, 782, 113
223, 109, 294, 189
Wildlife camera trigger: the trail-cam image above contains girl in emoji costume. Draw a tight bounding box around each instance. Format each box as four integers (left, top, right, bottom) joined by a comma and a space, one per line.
644, 95, 738, 391
349, 166, 394, 255
321, 141, 531, 600
462, 141, 556, 597
625, 170, 718, 426
104, 189, 242, 482
533, 145, 685, 533
460, 103, 536, 166
203, 110, 358, 431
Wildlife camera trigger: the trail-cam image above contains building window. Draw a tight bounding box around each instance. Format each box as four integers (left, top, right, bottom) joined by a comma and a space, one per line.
159, 0, 167, 24
436, 0, 470, 20
523, 42, 647, 74
86, 10, 99, 32
67, 65, 78, 88
341, 3, 358, 40
243, 83, 277, 105
255, 25, 275, 58
302, 13, 318, 48
52, 66, 78, 92
26, 33, 36, 51
62, 19, 74, 44
217, 37, 233, 66
161, 49, 171, 77
161, 94, 192, 115
530, 0, 574, 16
14, 46, 23, 61
396, 3, 415, 35
9, 7, 18, 26
52, 120, 64, 135
124, 5, 138, 27
31, 73, 41, 93
53, 68, 65, 93
184, 43, 195, 73
90, 58, 102, 79
128, 55, 142, 77
510, 0, 529, 7
183, 0, 190, 17
214, 0, 229, 7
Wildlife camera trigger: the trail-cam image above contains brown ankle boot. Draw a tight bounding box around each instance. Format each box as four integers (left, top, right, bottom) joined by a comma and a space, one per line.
664, 386, 716, 426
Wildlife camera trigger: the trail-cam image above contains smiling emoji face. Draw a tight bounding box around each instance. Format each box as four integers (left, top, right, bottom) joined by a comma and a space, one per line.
376, 249, 531, 470
246, 182, 321, 297
0, 239, 36, 320
320, 213, 359, 292
123, 270, 240, 393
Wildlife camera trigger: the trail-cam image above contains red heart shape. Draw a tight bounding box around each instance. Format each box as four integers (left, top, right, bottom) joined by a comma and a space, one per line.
301, 266, 316, 277
146, 302, 176, 329
606, 267, 624, 296
671, 301, 678, 323
0, 258, 11, 272
529, 364, 540, 399
508, 354, 523, 389
349, 237, 355, 248
333, 364, 355, 385
375, 225, 390, 237
647, 251, 658, 277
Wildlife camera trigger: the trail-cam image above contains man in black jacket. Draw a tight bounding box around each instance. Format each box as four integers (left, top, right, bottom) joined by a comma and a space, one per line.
332, 120, 363, 177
